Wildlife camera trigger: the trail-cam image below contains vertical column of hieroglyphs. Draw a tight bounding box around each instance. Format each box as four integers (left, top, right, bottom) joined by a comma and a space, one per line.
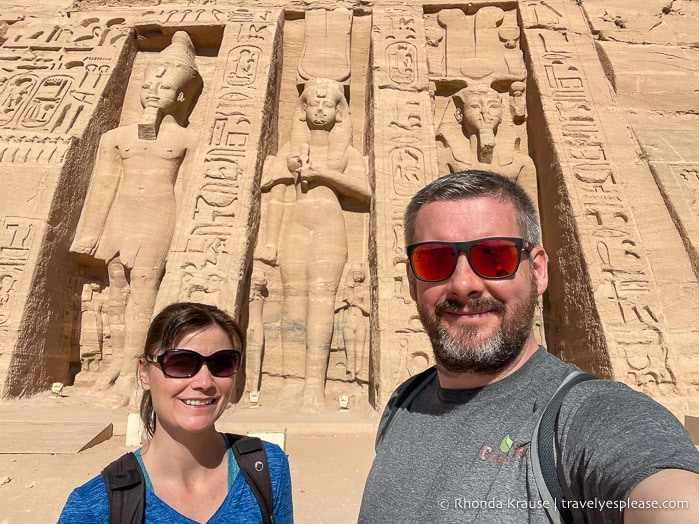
0, 12, 129, 396
156, 8, 282, 319
522, 1, 692, 412
371, 7, 438, 407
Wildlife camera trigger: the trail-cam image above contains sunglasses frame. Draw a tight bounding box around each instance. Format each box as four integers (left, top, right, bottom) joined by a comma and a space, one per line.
406, 236, 533, 282
147, 348, 242, 378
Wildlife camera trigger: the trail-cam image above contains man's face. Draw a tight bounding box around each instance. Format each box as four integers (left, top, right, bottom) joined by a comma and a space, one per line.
406, 196, 548, 374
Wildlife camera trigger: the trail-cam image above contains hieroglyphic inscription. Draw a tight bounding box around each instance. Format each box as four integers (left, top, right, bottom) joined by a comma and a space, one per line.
0, 133, 71, 164
678, 165, 699, 215
525, 24, 676, 385
172, 11, 279, 305
371, 7, 437, 404
0, 14, 127, 138
0, 217, 35, 339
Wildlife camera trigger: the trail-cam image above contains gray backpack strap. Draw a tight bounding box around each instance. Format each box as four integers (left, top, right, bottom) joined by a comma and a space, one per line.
531, 370, 597, 524
376, 366, 437, 447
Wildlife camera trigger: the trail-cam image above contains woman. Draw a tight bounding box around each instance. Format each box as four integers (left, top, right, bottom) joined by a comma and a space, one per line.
58, 302, 294, 523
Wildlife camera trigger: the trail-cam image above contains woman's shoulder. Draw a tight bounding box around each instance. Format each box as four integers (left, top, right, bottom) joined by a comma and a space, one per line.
57, 474, 108, 523
262, 440, 289, 468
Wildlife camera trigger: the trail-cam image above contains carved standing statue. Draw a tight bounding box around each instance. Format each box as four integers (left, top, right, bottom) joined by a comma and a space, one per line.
261, 78, 370, 411
70, 32, 202, 399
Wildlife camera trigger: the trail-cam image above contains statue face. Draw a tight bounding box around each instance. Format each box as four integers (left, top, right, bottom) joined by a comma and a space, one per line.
303, 89, 340, 131
460, 91, 503, 135
140, 63, 186, 113
351, 270, 365, 283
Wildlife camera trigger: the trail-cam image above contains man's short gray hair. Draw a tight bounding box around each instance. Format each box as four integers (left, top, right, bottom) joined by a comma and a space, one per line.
403, 169, 540, 246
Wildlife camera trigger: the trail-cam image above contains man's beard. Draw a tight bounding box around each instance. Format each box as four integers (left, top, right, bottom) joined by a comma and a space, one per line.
417, 276, 538, 375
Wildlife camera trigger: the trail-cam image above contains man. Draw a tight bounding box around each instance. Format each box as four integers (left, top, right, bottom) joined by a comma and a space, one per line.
359, 170, 699, 523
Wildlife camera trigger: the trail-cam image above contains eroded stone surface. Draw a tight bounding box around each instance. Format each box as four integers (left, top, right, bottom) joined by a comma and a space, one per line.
0, 0, 697, 419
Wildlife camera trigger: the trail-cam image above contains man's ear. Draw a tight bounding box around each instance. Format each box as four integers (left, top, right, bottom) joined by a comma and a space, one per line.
530, 245, 549, 297
406, 259, 418, 302
138, 358, 151, 391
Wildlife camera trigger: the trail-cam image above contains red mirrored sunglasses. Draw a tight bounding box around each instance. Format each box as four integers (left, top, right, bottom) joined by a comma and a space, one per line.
407, 237, 533, 282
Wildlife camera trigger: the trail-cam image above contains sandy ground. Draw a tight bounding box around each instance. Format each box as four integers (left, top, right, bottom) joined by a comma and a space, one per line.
0, 387, 379, 524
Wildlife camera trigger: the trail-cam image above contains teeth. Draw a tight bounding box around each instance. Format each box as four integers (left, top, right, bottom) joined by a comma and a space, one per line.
184, 399, 214, 406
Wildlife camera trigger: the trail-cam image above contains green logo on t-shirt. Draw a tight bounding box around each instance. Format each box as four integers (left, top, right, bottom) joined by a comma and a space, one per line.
500, 435, 514, 453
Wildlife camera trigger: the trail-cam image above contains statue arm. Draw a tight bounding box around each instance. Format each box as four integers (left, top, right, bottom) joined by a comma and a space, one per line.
260, 143, 296, 191
70, 130, 121, 257
172, 132, 198, 227
302, 147, 371, 204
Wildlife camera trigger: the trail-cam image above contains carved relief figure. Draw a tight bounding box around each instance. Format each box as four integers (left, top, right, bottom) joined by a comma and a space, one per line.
339, 263, 370, 381
261, 78, 370, 411
78, 281, 106, 374
246, 264, 268, 397
70, 32, 202, 397
437, 83, 534, 184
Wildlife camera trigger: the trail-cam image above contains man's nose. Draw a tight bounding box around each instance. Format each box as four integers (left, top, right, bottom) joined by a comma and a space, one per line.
446, 252, 486, 297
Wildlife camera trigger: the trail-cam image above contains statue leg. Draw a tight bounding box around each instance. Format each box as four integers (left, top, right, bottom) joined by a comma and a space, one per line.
246, 299, 265, 394
275, 259, 308, 407
301, 259, 345, 412
113, 265, 161, 406
343, 312, 357, 380
96, 259, 129, 390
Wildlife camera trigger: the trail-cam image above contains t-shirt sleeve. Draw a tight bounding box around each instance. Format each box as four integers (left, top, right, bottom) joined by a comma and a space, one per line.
56, 475, 109, 523
265, 442, 294, 524
557, 380, 699, 523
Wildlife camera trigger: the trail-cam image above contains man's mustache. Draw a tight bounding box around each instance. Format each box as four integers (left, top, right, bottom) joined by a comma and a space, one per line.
435, 297, 506, 317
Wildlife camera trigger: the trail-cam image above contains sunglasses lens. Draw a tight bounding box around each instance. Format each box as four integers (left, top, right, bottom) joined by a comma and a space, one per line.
470, 239, 519, 278
207, 350, 240, 377
161, 351, 201, 378
411, 244, 456, 281
158, 350, 241, 378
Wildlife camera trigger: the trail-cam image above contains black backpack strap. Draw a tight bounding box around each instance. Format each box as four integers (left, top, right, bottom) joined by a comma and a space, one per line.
376, 366, 438, 447
227, 434, 275, 524
101, 452, 145, 524
531, 370, 598, 524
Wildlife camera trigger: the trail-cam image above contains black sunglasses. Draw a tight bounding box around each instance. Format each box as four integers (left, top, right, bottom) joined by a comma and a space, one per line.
407, 237, 532, 282
147, 349, 241, 378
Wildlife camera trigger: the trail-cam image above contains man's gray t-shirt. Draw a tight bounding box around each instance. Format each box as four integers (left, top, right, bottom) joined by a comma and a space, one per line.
358, 347, 699, 523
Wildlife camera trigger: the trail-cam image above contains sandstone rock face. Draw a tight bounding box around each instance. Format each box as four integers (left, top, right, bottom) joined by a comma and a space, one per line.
0, 0, 696, 418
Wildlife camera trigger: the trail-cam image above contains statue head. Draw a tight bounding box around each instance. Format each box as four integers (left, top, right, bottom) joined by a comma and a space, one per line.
348, 262, 366, 284
140, 31, 202, 125
299, 78, 347, 131
453, 84, 503, 137
453, 84, 503, 163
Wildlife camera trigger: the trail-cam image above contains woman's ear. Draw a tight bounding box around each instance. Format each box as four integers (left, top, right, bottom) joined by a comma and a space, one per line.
138, 358, 151, 391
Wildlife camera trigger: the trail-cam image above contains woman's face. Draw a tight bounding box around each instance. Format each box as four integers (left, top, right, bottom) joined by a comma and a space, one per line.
139, 324, 238, 436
